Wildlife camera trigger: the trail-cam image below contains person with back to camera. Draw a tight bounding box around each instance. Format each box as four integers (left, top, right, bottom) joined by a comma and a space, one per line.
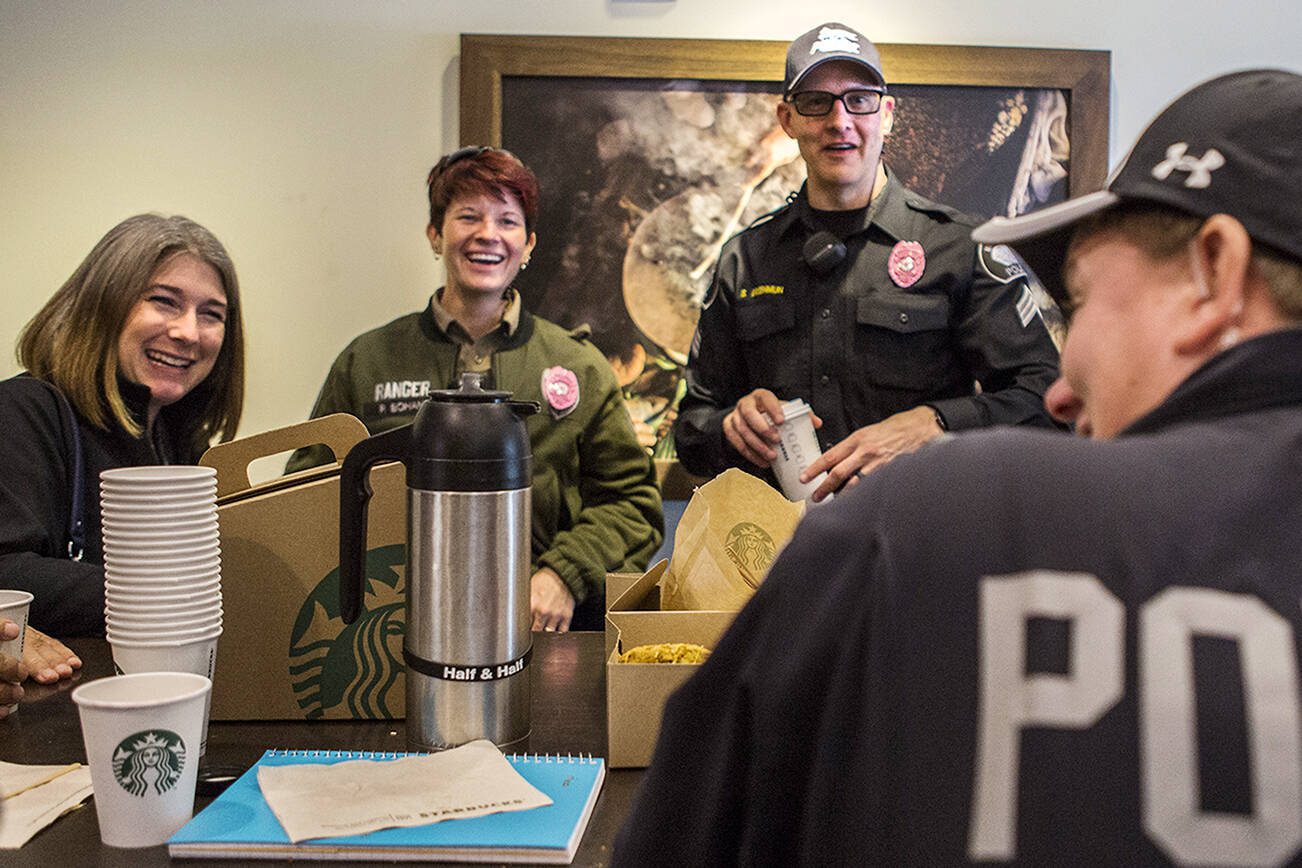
617, 69, 1302, 865
288, 147, 662, 633
673, 22, 1063, 502
0, 214, 245, 696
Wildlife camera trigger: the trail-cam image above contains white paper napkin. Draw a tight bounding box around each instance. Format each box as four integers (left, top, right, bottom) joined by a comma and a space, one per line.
0, 764, 93, 848
0, 761, 82, 799
257, 739, 553, 843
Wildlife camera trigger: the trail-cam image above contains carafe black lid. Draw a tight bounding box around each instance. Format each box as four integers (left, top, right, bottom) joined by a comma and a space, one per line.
408, 373, 537, 491
428, 372, 513, 403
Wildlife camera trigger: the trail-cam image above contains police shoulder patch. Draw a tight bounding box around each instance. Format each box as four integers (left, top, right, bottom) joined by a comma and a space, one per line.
978, 243, 1029, 284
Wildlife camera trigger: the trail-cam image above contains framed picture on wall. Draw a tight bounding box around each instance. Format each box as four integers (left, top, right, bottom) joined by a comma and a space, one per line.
460, 34, 1110, 459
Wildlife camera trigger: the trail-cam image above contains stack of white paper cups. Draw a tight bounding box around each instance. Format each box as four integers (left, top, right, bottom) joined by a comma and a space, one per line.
99, 467, 222, 683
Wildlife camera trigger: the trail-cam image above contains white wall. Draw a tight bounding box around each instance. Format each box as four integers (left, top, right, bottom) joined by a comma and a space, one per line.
3, 0, 1298, 440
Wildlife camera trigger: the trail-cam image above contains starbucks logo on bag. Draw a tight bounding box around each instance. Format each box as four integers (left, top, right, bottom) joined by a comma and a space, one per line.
724, 522, 777, 575
111, 730, 186, 797
288, 544, 406, 719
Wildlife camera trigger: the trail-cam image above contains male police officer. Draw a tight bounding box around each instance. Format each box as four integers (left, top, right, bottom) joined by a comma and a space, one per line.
673, 22, 1061, 501
617, 68, 1302, 865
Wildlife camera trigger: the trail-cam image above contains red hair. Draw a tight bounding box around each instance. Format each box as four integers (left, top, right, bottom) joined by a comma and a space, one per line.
426, 147, 540, 234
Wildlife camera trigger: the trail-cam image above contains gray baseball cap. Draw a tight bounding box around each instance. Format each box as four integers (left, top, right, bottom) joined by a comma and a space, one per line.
973, 69, 1302, 303
784, 23, 886, 97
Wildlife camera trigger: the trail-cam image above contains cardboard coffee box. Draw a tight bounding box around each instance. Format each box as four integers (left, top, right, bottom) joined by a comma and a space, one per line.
200, 414, 407, 720
605, 561, 737, 768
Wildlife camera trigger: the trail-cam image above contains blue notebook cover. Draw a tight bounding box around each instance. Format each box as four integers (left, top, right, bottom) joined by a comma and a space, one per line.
168, 749, 605, 863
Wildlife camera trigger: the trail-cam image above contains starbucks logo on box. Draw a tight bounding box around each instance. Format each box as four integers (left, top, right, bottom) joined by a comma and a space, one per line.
289, 543, 407, 719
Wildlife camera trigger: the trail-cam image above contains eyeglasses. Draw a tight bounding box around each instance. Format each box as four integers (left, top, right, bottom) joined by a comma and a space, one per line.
434, 145, 490, 174
787, 89, 887, 117
427, 146, 495, 189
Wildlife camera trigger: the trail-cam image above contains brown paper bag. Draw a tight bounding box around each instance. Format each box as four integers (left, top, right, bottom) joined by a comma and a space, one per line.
660, 468, 804, 611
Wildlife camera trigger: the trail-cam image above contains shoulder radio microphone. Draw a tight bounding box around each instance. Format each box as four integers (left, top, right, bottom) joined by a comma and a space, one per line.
803, 231, 847, 275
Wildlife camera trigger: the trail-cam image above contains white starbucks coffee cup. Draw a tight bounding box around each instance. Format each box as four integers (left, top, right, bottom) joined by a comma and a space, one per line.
72, 672, 211, 847
767, 399, 830, 504
0, 590, 33, 713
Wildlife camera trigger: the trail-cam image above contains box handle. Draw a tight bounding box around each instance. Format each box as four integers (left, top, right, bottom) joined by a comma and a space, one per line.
200, 413, 370, 498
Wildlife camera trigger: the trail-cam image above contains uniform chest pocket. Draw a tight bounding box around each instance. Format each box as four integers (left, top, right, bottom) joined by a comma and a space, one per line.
735, 298, 795, 342
856, 293, 950, 333
854, 293, 956, 389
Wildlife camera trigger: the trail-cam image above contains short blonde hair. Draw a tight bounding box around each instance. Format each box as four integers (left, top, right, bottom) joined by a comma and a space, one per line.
17, 214, 245, 457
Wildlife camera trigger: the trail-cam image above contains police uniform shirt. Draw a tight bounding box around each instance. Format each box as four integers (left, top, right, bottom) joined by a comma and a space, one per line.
674, 172, 1061, 478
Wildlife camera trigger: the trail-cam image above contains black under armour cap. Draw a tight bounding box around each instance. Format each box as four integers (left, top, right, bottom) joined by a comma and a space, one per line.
784, 22, 886, 97
973, 69, 1302, 301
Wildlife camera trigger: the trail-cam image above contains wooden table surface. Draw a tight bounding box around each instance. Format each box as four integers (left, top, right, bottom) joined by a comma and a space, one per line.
0, 631, 642, 866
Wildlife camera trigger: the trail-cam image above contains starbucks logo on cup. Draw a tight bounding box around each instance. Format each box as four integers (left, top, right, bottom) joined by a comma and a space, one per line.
111, 730, 186, 796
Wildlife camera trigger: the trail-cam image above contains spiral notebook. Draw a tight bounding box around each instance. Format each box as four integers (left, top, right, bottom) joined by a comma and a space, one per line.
168, 749, 605, 863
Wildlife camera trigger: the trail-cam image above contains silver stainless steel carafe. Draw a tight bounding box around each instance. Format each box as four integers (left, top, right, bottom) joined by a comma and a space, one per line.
338, 373, 538, 751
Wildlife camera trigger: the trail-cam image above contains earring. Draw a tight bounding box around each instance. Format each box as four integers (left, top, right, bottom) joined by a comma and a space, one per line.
520, 259, 530, 271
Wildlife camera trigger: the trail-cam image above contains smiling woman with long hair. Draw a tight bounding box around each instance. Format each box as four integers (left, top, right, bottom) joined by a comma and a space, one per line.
0, 214, 246, 677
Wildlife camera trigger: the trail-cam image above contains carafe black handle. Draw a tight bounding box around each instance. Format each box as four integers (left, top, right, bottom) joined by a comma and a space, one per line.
339, 424, 412, 625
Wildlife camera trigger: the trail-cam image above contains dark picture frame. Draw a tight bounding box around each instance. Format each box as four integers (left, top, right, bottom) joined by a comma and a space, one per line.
462, 34, 1109, 189
460, 35, 1110, 474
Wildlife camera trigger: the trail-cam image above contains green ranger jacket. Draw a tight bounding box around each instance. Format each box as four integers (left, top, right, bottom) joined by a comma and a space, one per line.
288, 299, 664, 604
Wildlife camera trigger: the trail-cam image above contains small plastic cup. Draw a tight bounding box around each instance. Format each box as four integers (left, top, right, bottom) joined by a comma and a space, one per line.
110, 635, 220, 677
98, 491, 216, 506
104, 584, 221, 607
103, 541, 220, 560
104, 557, 220, 578
100, 466, 216, 485
105, 606, 222, 628
105, 597, 222, 617
105, 621, 222, 643
72, 672, 211, 847
101, 518, 219, 536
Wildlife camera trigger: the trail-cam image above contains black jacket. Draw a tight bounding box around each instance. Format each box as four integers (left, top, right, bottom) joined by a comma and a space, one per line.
618, 328, 1302, 866
0, 374, 195, 636
674, 174, 1062, 478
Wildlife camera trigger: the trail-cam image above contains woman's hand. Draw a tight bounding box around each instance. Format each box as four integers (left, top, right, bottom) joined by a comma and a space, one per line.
23, 626, 81, 684
530, 568, 576, 633
0, 619, 28, 716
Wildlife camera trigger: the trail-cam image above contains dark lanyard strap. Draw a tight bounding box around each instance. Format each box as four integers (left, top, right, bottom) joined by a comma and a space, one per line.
37, 380, 86, 561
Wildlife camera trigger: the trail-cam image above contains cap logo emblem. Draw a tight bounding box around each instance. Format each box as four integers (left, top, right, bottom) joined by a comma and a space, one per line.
1151, 142, 1225, 189
810, 26, 860, 56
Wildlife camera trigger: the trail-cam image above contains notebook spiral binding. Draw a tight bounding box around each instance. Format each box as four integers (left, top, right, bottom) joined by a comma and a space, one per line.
267, 748, 600, 764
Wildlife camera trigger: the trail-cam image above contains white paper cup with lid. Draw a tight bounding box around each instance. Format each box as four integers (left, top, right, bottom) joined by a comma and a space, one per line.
766, 399, 830, 503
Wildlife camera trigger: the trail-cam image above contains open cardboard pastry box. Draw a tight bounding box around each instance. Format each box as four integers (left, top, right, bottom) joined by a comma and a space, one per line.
604, 561, 738, 768
200, 414, 407, 720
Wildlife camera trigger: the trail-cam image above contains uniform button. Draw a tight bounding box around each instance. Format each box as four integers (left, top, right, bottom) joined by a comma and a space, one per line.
819, 374, 830, 385
820, 308, 830, 319
899, 312, 909, 324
